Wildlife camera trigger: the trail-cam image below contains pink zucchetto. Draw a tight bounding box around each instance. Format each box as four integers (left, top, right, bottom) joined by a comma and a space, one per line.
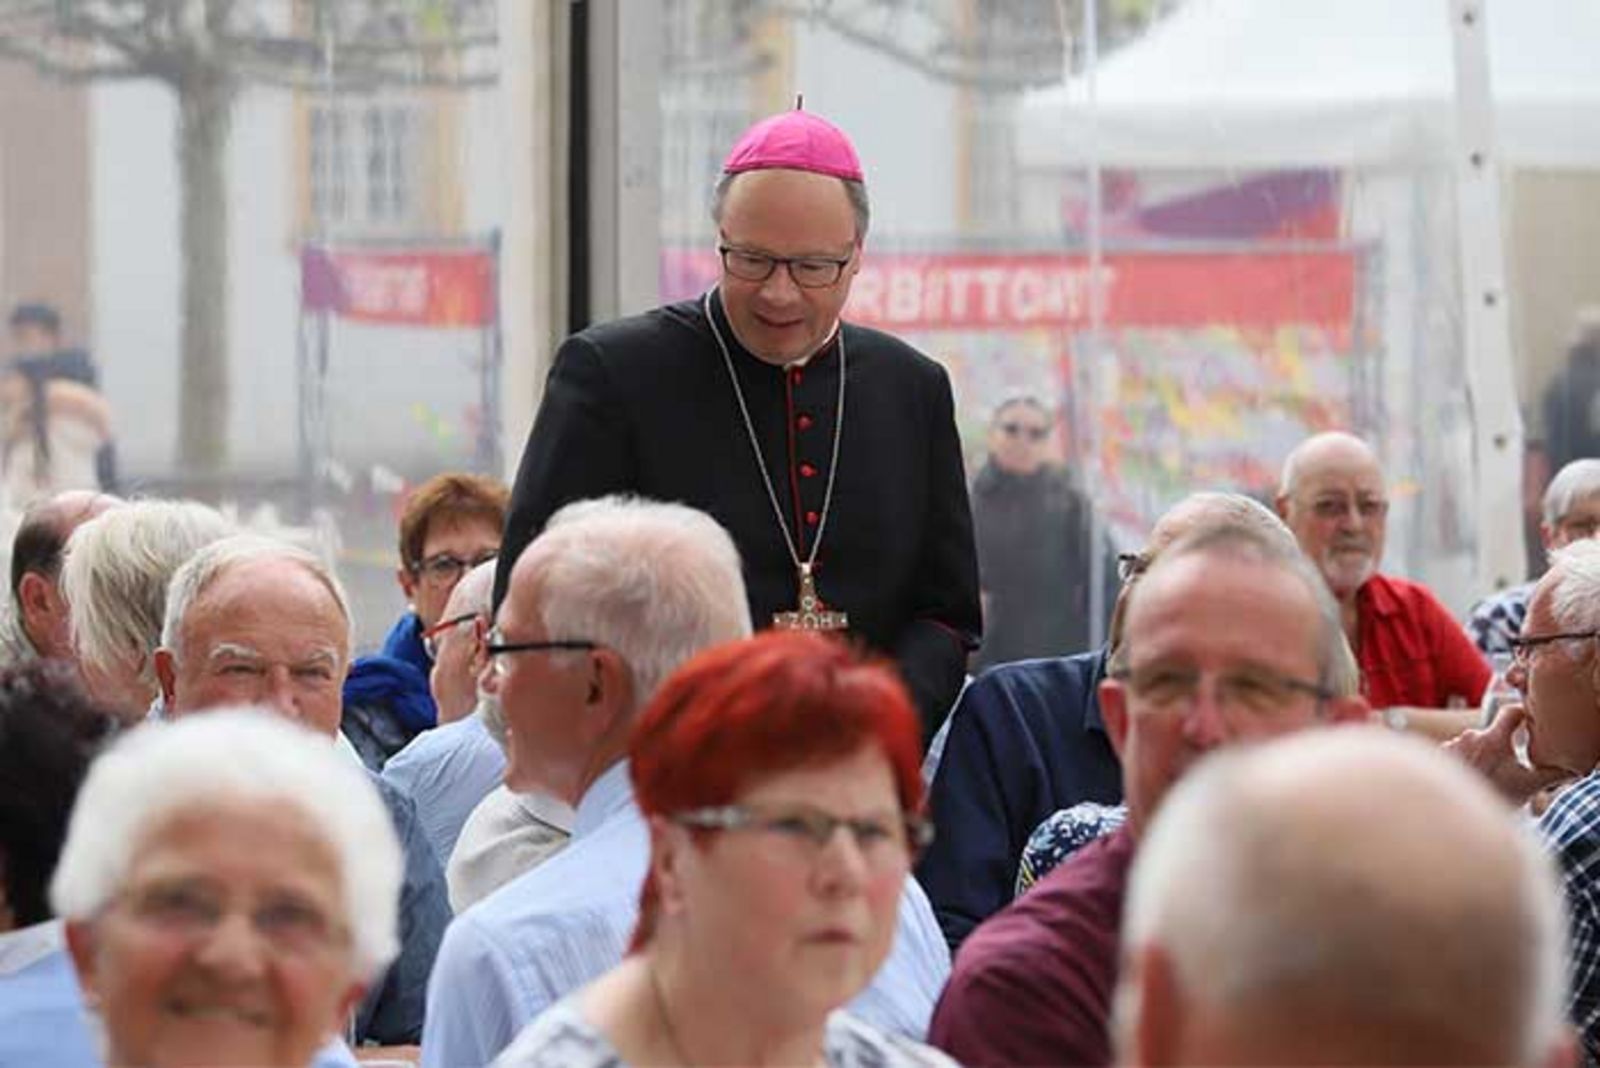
721, 109, 864, 183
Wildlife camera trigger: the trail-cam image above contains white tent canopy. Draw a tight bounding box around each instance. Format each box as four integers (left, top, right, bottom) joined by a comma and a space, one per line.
1018, 0, 1600, 170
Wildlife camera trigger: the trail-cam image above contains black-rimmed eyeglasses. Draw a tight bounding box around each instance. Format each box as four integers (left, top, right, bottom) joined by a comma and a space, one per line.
482, 626, 599, 676
1508, 630, 1600, 667
718, 245, 853, 289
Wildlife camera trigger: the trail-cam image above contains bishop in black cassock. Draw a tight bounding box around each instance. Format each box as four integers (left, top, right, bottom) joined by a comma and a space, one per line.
495, 110, 980, 734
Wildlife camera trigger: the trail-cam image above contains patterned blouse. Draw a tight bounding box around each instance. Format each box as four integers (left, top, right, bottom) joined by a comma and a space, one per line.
1015, 801, 1129, 897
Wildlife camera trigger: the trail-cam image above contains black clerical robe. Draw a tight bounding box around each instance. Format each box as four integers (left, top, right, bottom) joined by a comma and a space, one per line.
497, 292, 981, 733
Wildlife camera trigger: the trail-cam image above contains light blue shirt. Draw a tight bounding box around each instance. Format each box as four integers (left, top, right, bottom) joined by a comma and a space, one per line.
422, 762, 952, 1068
0, 920, 360, 1068
381, 707, 507, 866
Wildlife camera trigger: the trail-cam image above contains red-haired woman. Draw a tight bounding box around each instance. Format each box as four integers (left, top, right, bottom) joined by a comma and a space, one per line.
493, 630, 955, 1068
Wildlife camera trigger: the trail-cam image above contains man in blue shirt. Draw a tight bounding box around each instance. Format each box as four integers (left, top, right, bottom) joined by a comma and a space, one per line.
423, 496, 953, 1068
382, 560, 508, 866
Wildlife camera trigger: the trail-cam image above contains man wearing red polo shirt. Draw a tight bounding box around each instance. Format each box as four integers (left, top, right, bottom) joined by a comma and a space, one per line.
1276, 431, 1490, 725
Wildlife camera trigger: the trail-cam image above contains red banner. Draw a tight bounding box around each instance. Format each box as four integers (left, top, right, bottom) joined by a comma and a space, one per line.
661, 249, 1356, 332
301, 247, 494, 327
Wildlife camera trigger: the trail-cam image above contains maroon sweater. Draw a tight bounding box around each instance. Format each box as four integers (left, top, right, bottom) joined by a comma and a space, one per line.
928, 825, 1135, 1067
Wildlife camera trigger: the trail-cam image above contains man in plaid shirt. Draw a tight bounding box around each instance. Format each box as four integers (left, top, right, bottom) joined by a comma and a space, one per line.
1450, 537, 1600, 1063
1467, 458, 1600, 656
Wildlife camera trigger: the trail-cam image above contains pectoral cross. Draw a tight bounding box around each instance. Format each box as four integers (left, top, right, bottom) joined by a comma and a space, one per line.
772, 563, 849, 631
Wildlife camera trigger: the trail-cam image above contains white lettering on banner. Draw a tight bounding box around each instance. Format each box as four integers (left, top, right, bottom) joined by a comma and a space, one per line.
845, 260, 1118, 329
343, 263, 430, 318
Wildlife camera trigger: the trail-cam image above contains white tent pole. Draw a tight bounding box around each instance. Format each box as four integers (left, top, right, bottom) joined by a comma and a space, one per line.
1449, 0, 1526, 596
1081, 0, 1110, 649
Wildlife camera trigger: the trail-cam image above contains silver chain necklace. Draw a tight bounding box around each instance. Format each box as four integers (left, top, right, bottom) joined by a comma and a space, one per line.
704, 288, 849, 630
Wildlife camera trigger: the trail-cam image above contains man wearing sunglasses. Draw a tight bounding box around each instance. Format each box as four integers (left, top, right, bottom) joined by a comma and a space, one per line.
1448, 538, 1600, 1065
1276, 431, 1491, 728
970, 396, 1119, 670
495, 109, 980, 738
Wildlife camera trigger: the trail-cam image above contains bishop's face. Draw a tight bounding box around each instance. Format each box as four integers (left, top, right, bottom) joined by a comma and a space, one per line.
716, 168, 861, 367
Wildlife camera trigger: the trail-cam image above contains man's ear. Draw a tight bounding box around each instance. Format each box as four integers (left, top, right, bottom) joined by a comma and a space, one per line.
1128, 943, 1185, 1068
64, 920, 100, 997
16, 571, 53, 625
1273, 492, 1291, 522
153, 647, 179, 710
583, 649, 636, 743
1541, 521, 1559, 553
1100, 678, 1130, 760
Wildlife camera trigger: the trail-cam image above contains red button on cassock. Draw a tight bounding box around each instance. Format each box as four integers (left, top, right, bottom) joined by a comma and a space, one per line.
790, 368, 804, 386
799, 463, 818, 478
797, 413, 815, 430
804, 510, 820, 525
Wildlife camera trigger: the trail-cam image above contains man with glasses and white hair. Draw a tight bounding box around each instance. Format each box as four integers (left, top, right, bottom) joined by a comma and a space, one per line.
154, 534, 451, 1049
929, 521, 1368, 1068
1116, 729, 1571, 1068
496, 108, 980, 736
1469, 457, 1600, 657
423, 495, 954, 1068
1276, 431, 1490, 728
1450, 538, 1600, 1065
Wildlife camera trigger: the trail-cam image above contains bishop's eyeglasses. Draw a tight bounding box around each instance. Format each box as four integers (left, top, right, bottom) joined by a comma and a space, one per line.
718, 245, 853, 288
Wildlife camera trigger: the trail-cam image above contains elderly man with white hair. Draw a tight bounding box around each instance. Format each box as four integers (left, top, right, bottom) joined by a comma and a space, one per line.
1116, 728, 1571, 1068
54, 709, 402, 1068
1469, 457, 1600, 657
422, 495, 954, 1067
1450, 538, 1600, 1065
382, 559, 517, 871
58, 497, 234, 723
154, 534, 451, 1049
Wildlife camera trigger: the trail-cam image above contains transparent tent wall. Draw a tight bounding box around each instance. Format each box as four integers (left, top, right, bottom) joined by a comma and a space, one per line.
650, 0, 1542, 665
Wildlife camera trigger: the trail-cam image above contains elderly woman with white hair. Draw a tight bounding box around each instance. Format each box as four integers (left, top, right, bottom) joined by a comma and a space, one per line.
53, 708, 404, 1068
58, 498, 234, 723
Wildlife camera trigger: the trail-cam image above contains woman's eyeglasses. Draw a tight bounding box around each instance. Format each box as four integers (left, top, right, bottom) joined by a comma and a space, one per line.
673, 801, 934, 865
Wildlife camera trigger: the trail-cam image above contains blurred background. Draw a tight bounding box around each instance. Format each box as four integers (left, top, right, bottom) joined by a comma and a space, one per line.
0, 0, 1594, 655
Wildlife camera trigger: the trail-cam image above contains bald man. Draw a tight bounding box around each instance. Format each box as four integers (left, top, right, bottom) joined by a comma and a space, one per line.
1277, 431, 1490, 727
1116, 728, 1571, 1068
0, 490, 120, 666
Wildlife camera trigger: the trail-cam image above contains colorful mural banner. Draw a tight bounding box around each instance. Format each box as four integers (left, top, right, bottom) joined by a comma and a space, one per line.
301, 247, 495, 327
661, 248, 1356, 333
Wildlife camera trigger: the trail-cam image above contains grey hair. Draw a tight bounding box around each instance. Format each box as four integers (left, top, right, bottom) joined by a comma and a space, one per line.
60, 500, 236, 689
1119, 729, 1566, 1067
521, 496, 752, 705
50, 707, 403, 979
1543, 458, 1600, 527
710, 171, 871, 241
1116, 519, 1350, 696
161, 534, 354, 662
1544, 538, 1600, 637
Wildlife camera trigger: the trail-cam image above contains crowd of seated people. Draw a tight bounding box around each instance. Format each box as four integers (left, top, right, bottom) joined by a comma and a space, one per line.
2, 413, 1599, 1068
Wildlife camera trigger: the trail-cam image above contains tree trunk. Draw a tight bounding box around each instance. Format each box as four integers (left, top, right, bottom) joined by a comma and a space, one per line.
176, 76, 234, 486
